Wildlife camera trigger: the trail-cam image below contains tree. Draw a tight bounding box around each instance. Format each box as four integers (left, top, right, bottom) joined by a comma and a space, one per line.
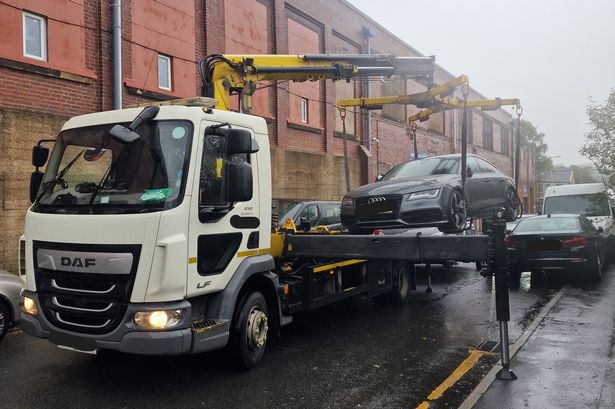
580, 89, 615, 188
513, 118, 553, 178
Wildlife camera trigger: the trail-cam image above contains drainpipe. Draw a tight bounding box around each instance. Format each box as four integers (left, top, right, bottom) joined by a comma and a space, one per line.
112, 0, 122, 109
362, 27, 374, 151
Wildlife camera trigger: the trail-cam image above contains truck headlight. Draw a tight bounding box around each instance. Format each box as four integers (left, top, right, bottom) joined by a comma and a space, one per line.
342, 197, 354, 207
23, 296, 37, 315
407, 188, 440, 201
133, 310, 182, 329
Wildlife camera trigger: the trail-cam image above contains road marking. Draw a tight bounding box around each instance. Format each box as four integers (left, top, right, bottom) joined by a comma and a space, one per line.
416, 349, 495, 408
458, 285, 568, 409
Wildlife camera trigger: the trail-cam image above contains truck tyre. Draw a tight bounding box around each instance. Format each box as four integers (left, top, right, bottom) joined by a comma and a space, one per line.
392, 262, 412, 305
230, 291, 269, 370
0, 303, 9, 341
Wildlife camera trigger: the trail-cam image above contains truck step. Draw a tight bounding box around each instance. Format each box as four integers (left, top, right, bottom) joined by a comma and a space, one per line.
191, 319, 222, 333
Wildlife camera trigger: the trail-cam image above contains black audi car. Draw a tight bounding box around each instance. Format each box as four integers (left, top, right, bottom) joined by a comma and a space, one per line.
340, 154, 518, 233
506, 214, 606, 282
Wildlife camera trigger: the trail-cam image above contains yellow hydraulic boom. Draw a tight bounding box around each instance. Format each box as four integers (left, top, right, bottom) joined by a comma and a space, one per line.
198, 54, 435, 112
409, 97, 521, 122
336, 74, 469, 110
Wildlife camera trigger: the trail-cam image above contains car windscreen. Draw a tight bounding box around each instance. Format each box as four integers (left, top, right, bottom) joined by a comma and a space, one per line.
514, 217, 580, 233
278, 202, 302, 224
381, 157, 459, 181
543, 193, 610, 217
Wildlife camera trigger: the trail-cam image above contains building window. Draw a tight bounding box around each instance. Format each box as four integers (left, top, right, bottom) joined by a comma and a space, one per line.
158, 54, 172, 90
501, 127, 510, 156
23, 12, 47, 61
483, 117, 493, 150
300, 98, 308, 123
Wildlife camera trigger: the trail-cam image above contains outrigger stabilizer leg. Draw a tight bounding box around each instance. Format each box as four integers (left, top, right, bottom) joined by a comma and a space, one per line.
425, 263, 433, 294
491, 208, 517, 381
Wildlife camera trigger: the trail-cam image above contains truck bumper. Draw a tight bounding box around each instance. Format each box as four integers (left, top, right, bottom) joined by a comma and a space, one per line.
20, 291, 229, 355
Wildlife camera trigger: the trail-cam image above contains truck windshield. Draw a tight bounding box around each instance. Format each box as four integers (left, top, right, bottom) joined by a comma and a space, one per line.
33, 120, 193, 214
543, 193, 610, 217
382, 157, 459, 181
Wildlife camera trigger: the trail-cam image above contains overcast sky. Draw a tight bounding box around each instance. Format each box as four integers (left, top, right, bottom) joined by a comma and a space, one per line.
348, 0, 615, 166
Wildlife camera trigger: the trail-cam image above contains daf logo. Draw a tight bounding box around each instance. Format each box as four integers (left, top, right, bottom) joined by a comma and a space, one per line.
368, 196, 386, 204
61, 257, 96, 268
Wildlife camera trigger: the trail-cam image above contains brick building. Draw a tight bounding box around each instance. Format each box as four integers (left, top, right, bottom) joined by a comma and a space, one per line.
0, 0, 535, 272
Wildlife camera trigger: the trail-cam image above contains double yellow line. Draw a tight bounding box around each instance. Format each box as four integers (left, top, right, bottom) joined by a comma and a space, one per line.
416, 349, 495, 409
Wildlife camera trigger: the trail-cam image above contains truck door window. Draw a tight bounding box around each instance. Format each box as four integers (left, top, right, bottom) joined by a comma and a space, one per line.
199, 133, 248, 207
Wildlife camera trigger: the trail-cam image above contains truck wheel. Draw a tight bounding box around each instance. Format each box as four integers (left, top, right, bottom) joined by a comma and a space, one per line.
392, 263, 412, 304
0, 303, 9, 341
230, 291, 269, 370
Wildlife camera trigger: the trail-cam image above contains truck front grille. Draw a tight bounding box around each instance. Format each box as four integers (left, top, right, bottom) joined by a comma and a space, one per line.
33, 242, 141, 335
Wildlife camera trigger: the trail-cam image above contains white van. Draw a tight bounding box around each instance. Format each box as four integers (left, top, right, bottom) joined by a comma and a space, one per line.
542, 183, 614, 244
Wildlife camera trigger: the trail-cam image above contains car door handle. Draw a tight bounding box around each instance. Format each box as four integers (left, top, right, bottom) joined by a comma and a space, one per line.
484, 178, 491, 182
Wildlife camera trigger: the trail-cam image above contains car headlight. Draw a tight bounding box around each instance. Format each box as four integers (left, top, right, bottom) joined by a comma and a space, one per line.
407, 188, 440, 201
133, 310, 182, 329
342, 197, 354, 207
23, 296, 37, 315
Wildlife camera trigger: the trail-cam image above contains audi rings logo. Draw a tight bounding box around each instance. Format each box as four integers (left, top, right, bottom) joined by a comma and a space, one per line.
368, 196, 386, 204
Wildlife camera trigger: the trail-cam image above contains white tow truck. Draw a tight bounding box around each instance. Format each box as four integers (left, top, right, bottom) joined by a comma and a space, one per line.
19, 54, 506, 369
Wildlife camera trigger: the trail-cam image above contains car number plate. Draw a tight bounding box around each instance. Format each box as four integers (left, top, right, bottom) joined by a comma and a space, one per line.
527, 240, 561, 252
49, 332, 97, 354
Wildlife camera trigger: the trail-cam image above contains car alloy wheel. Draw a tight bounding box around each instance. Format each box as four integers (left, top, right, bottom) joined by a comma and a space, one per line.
451, 190, 467, 231
504, 188, 520, 222
0, 303, 8, 341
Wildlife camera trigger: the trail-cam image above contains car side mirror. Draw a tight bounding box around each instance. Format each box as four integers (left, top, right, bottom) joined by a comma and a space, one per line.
466, 166, 473, 178
32, 145, 49, 168
375, 174, 383, 182
227, 161, 253, 202
597, 226, 604, 234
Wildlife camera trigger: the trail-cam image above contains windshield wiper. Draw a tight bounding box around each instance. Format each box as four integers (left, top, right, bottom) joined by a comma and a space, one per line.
87, 162, 114, 210
36, 149, 85, 203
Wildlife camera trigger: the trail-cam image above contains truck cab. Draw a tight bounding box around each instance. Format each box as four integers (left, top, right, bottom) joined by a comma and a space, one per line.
20, 101, 278, 364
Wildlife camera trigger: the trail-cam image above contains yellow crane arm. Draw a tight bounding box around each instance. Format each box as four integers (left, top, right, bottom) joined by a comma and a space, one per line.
408, 97, 521, 122
336, 75, 469, 110
199, 54, 435, 112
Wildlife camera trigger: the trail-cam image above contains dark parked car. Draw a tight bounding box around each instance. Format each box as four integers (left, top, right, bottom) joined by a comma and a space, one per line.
506, 214, 606, 282
340, 154, 518, 233
278, 201, 342, 230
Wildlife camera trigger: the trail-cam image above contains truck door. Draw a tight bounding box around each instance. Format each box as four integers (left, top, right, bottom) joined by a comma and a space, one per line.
186, 122, 262, 297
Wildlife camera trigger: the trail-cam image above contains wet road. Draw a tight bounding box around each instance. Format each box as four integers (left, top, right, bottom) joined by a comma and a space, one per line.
0, 264, 556, 409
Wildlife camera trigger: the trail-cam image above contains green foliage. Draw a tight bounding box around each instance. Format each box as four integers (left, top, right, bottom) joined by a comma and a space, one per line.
513, 118, 553, 178
580, 89, 615, 188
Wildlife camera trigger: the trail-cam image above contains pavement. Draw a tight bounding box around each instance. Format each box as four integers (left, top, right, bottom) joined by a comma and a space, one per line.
462, 266, 615, 409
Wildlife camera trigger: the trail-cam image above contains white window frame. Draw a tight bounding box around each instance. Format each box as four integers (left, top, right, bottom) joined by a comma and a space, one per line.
23, 12, 47, 61
157, 54, 172, 91
300, 98, 308, 123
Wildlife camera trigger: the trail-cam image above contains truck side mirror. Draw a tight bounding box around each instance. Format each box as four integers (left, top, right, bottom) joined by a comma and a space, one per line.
32, 145, 49, 168
30, 171, 44, 203
225, 129, 259, 155
227, 161, 253, 202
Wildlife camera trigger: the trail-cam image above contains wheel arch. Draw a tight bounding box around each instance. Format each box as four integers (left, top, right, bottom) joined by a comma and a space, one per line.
205, 254, 281, 337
